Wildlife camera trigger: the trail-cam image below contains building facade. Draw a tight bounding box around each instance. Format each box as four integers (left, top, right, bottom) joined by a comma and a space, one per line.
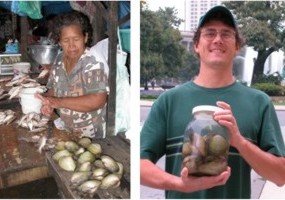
180, 0, 221, 53
184, 0, 221, 31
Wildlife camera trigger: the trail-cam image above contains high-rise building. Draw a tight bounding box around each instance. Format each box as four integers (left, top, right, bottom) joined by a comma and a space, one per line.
184, 0, 221, 31
180, 0, 221, 52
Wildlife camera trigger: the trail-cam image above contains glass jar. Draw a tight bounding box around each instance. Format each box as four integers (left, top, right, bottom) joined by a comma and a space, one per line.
182, 105, 230, 176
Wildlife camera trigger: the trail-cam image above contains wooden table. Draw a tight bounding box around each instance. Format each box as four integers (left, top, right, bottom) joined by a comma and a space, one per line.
0, 101, 49, 188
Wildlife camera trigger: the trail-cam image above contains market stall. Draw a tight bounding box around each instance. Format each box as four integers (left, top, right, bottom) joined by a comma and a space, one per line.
0, 1, 131, 136
0, 79, 130, 198
0, 99, 130, 198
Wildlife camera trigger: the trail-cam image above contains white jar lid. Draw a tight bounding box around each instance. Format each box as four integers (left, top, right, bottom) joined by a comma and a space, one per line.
192, 105, 223, 114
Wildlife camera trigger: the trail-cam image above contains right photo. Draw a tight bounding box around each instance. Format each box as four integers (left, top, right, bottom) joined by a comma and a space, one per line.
140, 0, 285, 199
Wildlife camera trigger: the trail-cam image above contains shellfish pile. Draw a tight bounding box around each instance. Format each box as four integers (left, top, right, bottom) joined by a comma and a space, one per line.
182, 132, 230, 176
52, 138, 124, 198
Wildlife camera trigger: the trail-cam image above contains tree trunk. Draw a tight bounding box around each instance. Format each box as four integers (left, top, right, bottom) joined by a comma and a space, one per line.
144, 81, 149, 90
251, 47, 276, 84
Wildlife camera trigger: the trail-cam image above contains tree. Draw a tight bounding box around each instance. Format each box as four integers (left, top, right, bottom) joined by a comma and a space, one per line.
177, 51, 200, 81
140, 2, 189, 90
223, 1, 285, 84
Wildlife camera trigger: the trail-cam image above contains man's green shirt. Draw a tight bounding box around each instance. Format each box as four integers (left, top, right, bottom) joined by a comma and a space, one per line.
140, 81, 285, 199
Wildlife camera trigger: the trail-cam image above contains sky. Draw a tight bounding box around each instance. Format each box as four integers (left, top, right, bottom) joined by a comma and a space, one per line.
146, 0, 186, 30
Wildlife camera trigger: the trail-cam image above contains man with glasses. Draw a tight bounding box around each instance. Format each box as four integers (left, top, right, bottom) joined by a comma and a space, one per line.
140, 5, 285, 198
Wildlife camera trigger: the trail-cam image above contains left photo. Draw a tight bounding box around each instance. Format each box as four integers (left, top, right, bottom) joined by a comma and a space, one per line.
0, 1, 130, 199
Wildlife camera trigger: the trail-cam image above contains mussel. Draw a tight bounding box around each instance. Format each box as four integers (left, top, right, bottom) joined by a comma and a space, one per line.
100, 174, 121, 189
70, 171, 92, 188
58, 156, 76, 172
78, 151, 96, 164
207, 134, 229, 156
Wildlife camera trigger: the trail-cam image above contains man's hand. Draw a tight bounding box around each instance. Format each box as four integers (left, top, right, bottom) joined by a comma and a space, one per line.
178, 166, 231, 192
214, 101, 244, 148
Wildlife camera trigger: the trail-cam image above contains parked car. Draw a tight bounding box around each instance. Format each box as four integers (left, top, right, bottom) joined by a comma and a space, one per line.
161, 84, 175, 90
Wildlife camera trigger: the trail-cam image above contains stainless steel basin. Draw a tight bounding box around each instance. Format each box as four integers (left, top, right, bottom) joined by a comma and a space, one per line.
28, 45, 60, 65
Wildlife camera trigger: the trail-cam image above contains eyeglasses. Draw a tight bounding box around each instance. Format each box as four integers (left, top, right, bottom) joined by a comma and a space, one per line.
200, 29, 236, 41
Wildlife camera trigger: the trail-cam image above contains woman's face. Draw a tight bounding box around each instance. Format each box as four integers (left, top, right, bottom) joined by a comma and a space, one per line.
59, 24, 87, 60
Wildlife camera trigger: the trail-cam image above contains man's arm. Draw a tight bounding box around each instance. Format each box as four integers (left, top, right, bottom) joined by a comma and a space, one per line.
234, 137, 285, 186
215, 101, 285, 186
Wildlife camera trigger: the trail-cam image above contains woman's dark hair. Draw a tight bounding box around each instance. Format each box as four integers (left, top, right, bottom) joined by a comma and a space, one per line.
52, 11, 93, 46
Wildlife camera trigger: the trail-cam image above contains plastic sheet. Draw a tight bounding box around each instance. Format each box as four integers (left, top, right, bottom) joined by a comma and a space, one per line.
11, 1, 42, 19
91, 33, 130, 134
115, 39, 130, 134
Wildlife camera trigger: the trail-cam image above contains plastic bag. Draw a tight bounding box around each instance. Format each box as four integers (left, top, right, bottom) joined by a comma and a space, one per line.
11, 1, 42, 19
115, 28, 131, 134
11, 1, 26, 16
90, 40, 109, 78
91, 33, 131, 134
115, 44, 130, 134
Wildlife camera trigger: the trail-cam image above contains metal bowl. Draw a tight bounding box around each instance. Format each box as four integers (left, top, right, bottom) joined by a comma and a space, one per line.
28, 44, 60, 65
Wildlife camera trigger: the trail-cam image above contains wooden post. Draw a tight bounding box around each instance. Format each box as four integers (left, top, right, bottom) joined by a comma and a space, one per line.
106, 2, 118, 136
20, 16, 29, 61
92, 2, 108, 44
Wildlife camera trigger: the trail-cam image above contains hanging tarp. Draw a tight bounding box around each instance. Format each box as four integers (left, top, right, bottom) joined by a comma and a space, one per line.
41, 1, 72, 16
118, 1, 130, 29
118, 1, 130, 52
0, 1, 42, 19
0, 1, 130, 51
0, 1, 72, 19
0, 1, 129, 25
16, 1, 42, 19
0, 1, 12, 11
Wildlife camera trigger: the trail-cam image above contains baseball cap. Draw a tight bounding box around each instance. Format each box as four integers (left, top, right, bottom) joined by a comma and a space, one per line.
197, 5, 237, 30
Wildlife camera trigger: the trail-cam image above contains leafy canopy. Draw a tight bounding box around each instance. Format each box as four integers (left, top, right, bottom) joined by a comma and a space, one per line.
223, 1, 285, 83
140, 2, 198, 88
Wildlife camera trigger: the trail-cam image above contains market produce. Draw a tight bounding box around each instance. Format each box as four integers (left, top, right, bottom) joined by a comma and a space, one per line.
70, 171, 92, 188
52, 138, 124, 198
182, 106, 230, 176
77, 180, 101, 198
16, 112, 49, 132
0, 109, 16, 125
182, 132, 229, 176
5, 74, 47, 99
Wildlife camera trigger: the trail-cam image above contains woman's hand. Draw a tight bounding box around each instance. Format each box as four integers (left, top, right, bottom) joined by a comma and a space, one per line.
34, 93, 54, 116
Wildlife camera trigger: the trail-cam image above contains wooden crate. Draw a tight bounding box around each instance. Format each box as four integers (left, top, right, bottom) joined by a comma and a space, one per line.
46, 135, 130, 199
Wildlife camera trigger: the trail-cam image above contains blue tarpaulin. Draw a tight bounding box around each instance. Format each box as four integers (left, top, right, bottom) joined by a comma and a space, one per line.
0, 1, 130, 51
0, 1, 72, 19
0, 1, 43, 19
118, 1, 130, 29
0, 1, 129, 22
41, 1, 72, 16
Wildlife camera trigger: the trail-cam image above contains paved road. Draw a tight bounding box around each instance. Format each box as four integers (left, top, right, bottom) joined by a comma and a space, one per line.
140, 105, 267, 199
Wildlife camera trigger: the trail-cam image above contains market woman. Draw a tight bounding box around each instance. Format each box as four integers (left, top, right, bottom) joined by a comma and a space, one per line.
35, 11, 109, 139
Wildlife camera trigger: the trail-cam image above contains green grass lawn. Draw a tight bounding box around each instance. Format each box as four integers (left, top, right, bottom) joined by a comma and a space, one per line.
140, 96, 156, 101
